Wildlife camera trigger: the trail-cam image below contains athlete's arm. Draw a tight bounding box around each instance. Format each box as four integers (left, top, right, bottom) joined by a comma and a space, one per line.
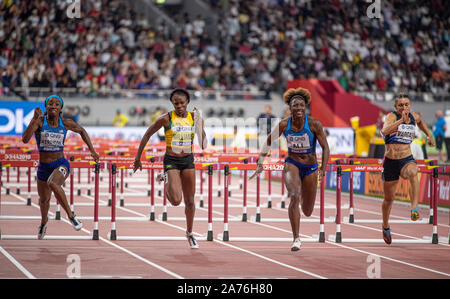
310, 117, 329, 176
193, 108, 207, 149
381, 112, 403, 136
63, 118, 99, 163
413, 112, 434, 147
22, 107, 43, 143
133, 114, 168, 172
249, 119, 287, 180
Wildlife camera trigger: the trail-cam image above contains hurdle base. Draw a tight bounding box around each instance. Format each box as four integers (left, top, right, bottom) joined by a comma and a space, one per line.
242, 213, 247, 222
55, 211, 61, 220
207, 230, 213, 241
150, 212, 155, 221
432, 233, 438, 244
222, 231, 229, 241
110, 230, 117, 240
319, 231, 325, 242
27, 197, 31, 206
335, 232, 342, 243
92, 229, 99, 240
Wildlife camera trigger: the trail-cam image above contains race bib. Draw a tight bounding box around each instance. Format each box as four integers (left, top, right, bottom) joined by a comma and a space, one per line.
287, 133, 311, 153
395, 124, 415, 143
40, 131, 65, 149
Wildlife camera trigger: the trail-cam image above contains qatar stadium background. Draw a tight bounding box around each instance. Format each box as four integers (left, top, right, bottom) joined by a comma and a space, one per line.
0, 0, 449, 207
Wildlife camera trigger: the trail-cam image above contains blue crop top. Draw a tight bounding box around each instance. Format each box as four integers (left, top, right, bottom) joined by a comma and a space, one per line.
283, 114, 316, 154
35, 116, 67, 152
384, 112, 416, 145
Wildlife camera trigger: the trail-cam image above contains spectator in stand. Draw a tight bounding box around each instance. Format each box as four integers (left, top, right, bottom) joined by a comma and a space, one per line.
113, 109, 129, 127
433, 109, 447, 162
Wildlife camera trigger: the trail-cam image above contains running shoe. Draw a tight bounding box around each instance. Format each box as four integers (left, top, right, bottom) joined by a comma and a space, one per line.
291, 237, 302, 251
411, 208, 419, 221
382, 226, 392, 245
37, 223, 47, 240
69, 215, 83, 231
186, 231, 199, 249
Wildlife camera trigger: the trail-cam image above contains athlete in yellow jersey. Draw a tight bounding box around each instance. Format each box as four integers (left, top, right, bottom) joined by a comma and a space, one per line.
133, 88, 207, 248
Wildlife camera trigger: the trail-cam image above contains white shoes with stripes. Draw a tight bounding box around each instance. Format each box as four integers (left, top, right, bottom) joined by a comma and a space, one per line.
186, 231, 199, 249
291, 237, 302, 251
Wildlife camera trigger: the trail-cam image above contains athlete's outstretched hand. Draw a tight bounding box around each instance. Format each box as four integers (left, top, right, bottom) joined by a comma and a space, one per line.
133, 159, 142, 173
249, 163, 263, 180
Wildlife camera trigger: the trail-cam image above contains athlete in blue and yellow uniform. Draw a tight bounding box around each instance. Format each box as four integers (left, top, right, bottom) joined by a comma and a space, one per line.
250, 87, 330, 251
22, 95, 99, 239
133, 88, 207, 249
380, 93, 434, 244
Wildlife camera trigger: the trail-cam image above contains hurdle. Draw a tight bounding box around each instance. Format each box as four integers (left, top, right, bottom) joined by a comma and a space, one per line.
332, 158, 438, 224
218, 163, 326, 243
328, 165, 440, 244
107, 161, 211, 242
0, 160, 101, 240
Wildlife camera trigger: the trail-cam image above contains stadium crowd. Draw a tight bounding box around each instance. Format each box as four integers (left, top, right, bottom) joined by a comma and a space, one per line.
0, 0, 448, 97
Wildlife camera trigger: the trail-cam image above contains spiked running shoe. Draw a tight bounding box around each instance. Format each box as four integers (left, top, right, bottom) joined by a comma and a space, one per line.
186, 231, 199, 249
69, 215, 83, 231
37, 223, 47, 240
291, 237, 302, 251
382, 226, 392, 245
411, 208, 419, 221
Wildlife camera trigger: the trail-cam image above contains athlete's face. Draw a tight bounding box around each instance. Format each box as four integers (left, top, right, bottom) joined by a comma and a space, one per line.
289, 98, 307, 120
394, 97, 411, 115
171, 94, 189, 116
45, 97, 62, 117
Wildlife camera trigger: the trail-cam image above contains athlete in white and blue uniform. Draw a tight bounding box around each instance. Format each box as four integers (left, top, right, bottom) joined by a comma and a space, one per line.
380, 93, 434, 244
22, 95, 99, 239
250, 87, 330, 251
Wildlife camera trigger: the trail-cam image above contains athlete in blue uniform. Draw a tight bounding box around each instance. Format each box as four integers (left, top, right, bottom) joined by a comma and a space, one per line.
380, 93, 434, 244
22, 95, 99, 239
250, 87, 330, 251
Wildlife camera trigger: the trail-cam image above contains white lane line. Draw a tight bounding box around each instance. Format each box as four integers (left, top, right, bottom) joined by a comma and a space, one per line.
0, 246, 36, 279
6, 192, 183, 279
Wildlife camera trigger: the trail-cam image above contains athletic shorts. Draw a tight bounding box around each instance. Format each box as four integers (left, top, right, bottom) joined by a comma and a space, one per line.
285, 157, 318, 179
435, 135, 444, 150
163, 153, 195, 172
382, 155, 416, 182
37, 157, 71, 182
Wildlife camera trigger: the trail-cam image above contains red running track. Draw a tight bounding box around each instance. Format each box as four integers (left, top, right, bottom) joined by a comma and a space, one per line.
0, 168, 449, 279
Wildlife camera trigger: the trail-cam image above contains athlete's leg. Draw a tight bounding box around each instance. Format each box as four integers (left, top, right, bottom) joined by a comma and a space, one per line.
400, 162, 419, 210
382, 180, 399, 229
180, 168, 196, 234
47, 166, 73, 218
37, 179, 52, 225
284, 162, 302, 241
300, 170, 318, 217
165, 169, 183, 206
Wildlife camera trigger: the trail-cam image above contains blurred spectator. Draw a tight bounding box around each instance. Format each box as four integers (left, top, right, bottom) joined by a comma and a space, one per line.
63, 106, 79, 123
0, 0, 447, 97
113, 109, 129, 127
444, 110, 450, 162
256, 104, 276, 136
433, 109, 447, 162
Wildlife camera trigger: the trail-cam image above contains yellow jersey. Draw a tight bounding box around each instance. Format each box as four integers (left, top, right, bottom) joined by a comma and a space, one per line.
165, 111, 195, 151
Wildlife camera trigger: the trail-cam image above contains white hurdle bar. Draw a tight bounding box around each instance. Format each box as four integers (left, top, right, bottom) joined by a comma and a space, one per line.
329, 165, 440, 244
0, 160, 101, 241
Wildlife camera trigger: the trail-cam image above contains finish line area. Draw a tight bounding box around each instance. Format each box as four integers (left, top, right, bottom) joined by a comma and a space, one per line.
1, 146, 449, 279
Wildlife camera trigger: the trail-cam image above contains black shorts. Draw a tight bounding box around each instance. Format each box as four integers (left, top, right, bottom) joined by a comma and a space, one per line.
163, 153, 195, 172
382, 155, 416, 181
435, 135, 444, 150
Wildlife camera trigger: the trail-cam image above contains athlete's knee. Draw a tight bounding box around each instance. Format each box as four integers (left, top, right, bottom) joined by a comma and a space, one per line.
47, 179, 61, 191
184, 198, 195, 209
39, 197, 50, 206
301, 205, 314, 217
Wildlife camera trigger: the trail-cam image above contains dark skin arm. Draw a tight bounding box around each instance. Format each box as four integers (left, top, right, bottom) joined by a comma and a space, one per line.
22, 107, 43, 143
62, 118, 100, 163
249, 118, 288, 180
133, 113, 169, 172
309, 116, 329, 177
